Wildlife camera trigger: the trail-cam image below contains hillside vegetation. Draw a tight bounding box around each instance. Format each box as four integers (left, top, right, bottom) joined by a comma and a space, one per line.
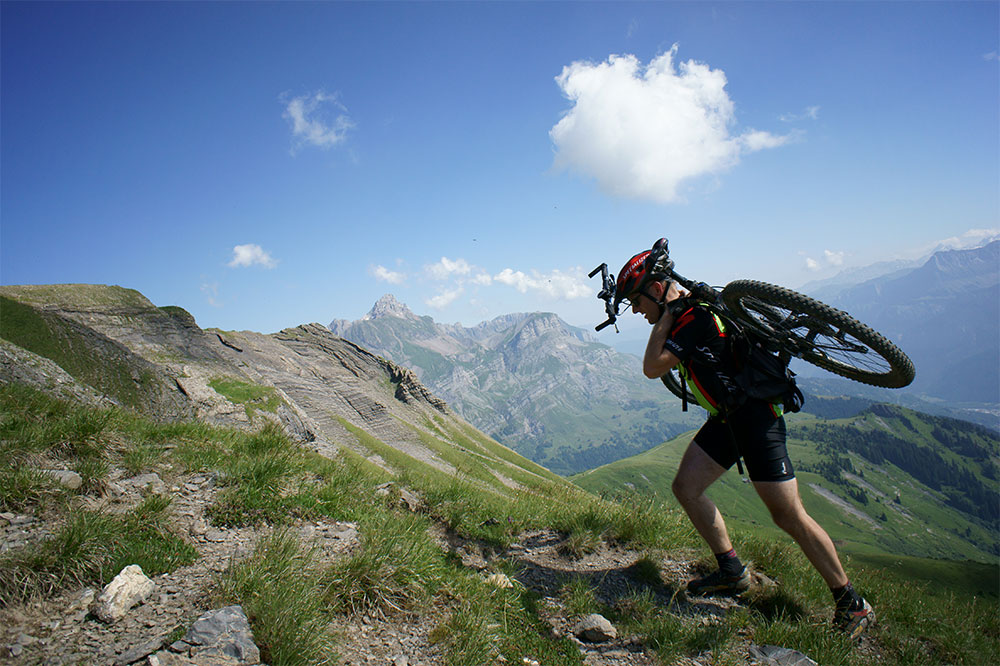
3, 383, 999, 665
0, 284, 997, 665
573, 405, 1000, 595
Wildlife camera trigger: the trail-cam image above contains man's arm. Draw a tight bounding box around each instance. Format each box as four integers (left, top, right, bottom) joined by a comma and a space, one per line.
643, 306, 681, 378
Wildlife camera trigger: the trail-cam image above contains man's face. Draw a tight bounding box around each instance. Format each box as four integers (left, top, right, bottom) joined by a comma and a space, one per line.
631, 292, 661, 324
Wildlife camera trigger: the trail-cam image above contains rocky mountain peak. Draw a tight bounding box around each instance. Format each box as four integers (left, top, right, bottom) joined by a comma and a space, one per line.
364, 294, 416, 321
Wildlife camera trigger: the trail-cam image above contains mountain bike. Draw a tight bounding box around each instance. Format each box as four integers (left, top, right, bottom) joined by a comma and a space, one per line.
589, 258, 915, 402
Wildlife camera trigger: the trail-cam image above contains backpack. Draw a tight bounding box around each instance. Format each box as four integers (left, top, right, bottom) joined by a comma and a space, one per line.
675, 301, 804, 414
728, 325, 804, 413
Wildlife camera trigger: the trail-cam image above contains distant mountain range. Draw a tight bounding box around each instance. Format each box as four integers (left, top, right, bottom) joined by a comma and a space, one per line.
806, 240, 999, 406
330, 296, 702, 475
330, 239, 999, 473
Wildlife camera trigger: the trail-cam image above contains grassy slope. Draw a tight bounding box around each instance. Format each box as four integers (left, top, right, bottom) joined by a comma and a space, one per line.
572, 411, 999, 600
0, 295, 161, 409
3, 382, 997, 666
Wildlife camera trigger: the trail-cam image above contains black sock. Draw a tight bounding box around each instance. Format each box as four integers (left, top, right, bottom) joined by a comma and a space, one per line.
832, 581, 862, 610
715, 549, 743, 576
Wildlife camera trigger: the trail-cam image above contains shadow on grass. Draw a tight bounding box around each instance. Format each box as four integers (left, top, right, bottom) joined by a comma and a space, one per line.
745, 586, 808, 623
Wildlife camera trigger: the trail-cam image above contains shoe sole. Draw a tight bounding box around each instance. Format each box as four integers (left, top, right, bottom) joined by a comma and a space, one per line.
847, 610, 875, 640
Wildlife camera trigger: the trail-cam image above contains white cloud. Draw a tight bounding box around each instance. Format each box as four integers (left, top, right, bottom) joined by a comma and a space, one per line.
201, 282, 221, 307
426, 287, 463, 309
984, 51, 999, 62
426, 257, 473, 280
471, 273, 493, 286
740, 129, 790, 152
550, 46, 788, 204
803, 249, 846, 272
228, 244, 277, 269
371, 264, 405, 284
283, 91, 354, 151
927, 228, 1000, 252
780, 105, 821, 122
823, 250, 845, 267
493, 267, 590, 300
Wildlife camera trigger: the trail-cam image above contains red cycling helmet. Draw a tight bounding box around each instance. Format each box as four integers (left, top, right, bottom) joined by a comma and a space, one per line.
614, 238, 672, 310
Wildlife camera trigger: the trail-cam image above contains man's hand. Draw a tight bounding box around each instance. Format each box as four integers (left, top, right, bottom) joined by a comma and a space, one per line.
642, 305, 681, 379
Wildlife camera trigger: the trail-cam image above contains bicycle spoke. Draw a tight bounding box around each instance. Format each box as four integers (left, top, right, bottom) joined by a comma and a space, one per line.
722, 279, 914, 388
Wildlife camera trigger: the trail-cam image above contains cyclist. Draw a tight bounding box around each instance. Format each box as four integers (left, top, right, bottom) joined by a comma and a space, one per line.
615, 241, 874, 639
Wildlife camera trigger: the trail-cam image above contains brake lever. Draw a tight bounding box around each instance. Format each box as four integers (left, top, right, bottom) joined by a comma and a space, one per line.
589, 263, 619, 333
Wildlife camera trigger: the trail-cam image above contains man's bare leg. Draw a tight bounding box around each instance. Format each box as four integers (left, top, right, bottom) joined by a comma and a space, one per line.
753, 478, 849, 589
672, 441, 732, 553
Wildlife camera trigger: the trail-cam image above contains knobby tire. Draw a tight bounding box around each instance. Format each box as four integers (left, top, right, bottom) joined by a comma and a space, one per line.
721, 280, 915, 388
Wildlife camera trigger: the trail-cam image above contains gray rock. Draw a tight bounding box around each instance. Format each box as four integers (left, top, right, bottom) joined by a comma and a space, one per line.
128, 473, 166, 494
572, 614, 617, 643
375, 483, 422, 512
169, 605, 260, 664
113, 635, 168, 666
749, 644, 819, 666
43, 469, 83, 490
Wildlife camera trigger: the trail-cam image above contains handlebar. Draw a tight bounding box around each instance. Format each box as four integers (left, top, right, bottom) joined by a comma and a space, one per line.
588, 263, 618, 332
588, 262, 721, 332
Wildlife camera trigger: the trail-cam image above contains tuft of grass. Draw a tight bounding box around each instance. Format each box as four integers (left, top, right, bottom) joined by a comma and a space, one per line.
560, 530, 601, 559
559, 575, 600, 618
322, 510, 449, 617
208, 376, 283, 420
629, 553, 664, 586
206, 423, 302, 527
122, 441, 164, 476
625, 603, 686, 663
0, 497, 196, 607
435, 575, 581, 666
0, 465, 55, 512
214, 530, 338, 666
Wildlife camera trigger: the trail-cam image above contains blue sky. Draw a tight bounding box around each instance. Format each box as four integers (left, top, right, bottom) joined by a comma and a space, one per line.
2, 2, 997, 340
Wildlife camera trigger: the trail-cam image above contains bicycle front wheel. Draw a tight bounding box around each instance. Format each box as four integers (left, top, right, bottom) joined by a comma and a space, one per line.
721, 280, 915, 388
661, 368, 697, 404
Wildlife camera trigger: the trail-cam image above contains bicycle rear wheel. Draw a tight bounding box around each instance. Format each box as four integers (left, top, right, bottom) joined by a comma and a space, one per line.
721, 280, 915, 388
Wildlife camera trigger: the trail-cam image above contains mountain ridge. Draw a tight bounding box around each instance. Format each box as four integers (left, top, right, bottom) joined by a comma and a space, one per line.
0, 284, 563, 490
328, 299, 701, 474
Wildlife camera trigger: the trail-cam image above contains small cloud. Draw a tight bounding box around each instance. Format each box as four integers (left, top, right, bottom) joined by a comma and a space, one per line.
493, 267, 590, 299
802, 248, 847, 272
984, 51, 999, 62
371, 264, 405, 285
780, 105, 821, 122
550, 46, 789, 204
471, 273, 493, 286
823, 250, 845, 267
426, 287, 463, 309
426, 257, 473, 280
228, 244, 277, 269
740, 130, 790, 152
201, 282, 221, 307
283, 91, 355, 151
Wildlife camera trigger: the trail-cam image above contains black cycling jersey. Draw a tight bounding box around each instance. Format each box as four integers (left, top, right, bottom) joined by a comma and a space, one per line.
663, 303, 741, 414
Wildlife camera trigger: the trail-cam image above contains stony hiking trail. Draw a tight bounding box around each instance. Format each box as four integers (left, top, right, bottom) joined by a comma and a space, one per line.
0, 465, 850, 666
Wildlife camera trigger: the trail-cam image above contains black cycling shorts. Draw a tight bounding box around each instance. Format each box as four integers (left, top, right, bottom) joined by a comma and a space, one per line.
692, 400, 795, 482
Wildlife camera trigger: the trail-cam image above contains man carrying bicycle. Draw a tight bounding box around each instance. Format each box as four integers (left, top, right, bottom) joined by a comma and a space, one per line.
615, 240, 874, 640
